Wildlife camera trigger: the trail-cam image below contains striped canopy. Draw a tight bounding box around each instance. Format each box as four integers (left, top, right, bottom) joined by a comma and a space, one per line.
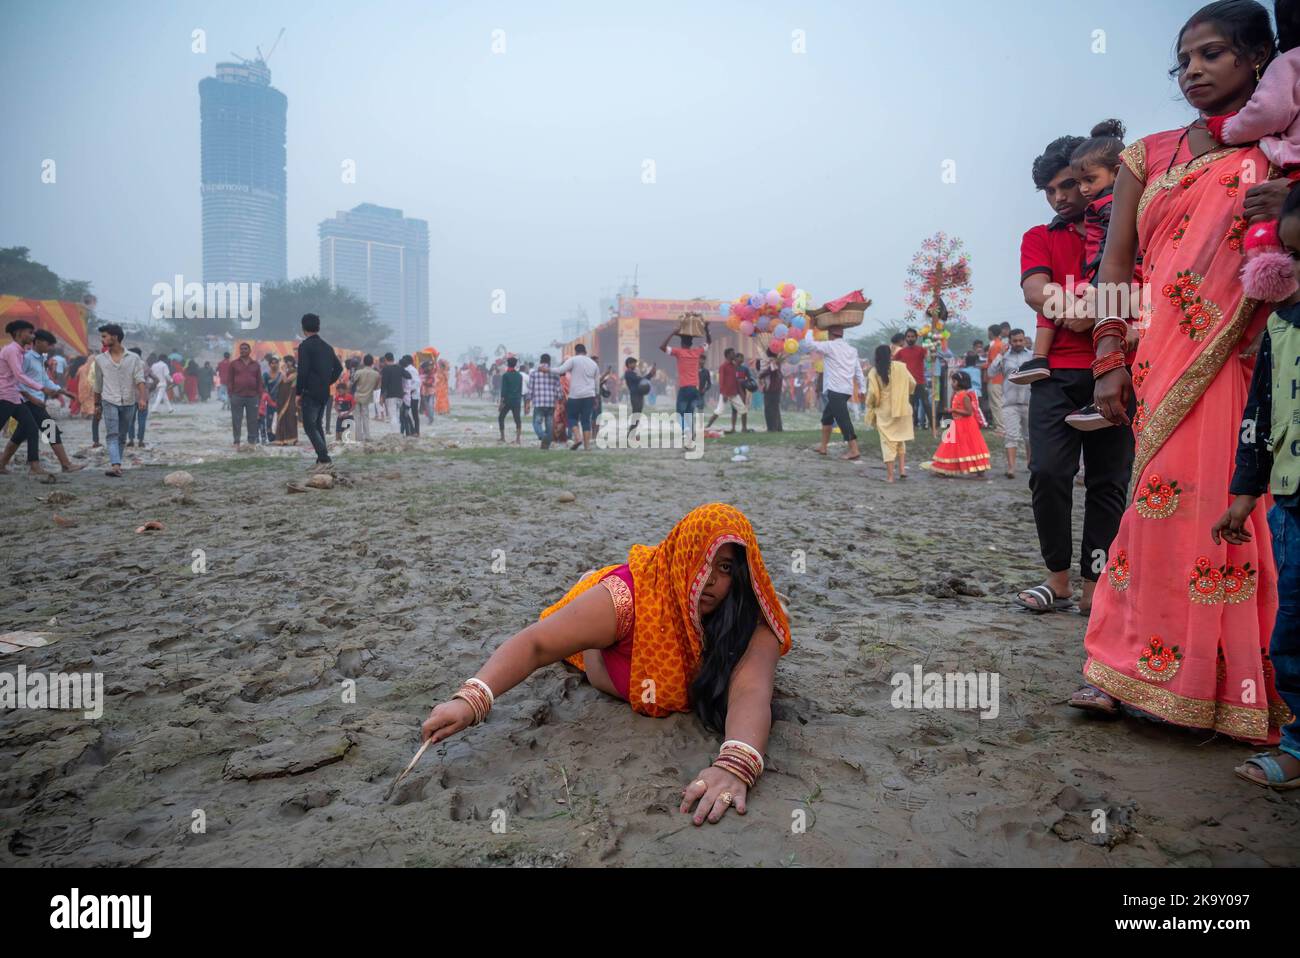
0, 296, 89, 355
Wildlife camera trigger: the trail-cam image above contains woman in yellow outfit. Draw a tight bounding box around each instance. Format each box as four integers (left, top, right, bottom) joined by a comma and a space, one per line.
865, 343, 916, 482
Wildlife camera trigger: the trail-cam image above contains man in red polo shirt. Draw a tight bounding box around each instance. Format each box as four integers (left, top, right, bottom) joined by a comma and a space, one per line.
1016, 134, 1134, 618
894, 328, 929, 429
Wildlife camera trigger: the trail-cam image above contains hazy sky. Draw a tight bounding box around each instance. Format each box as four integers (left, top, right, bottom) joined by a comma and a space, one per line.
3, 0, 1200, 358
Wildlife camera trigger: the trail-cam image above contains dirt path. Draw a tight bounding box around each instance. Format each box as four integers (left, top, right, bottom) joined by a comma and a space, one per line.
2, 399, 1296, 866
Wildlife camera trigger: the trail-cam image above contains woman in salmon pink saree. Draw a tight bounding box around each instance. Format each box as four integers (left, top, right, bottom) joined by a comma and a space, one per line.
1077, 3, 1292, 757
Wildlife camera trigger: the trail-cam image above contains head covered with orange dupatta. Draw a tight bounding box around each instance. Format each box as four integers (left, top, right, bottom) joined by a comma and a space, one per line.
541, 503, 791, 717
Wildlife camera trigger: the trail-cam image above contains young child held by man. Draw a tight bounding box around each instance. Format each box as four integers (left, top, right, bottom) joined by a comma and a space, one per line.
1011, 120, 1129, 398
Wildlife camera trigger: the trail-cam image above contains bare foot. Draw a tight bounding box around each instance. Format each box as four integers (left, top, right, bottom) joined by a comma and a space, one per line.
61, 463, 86, 473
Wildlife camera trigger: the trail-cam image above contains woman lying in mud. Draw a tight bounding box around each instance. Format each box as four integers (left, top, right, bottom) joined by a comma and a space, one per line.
421, 503, 791, 825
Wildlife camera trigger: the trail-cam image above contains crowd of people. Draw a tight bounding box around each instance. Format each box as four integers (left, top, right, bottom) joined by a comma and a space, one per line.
216, 344, 452, 450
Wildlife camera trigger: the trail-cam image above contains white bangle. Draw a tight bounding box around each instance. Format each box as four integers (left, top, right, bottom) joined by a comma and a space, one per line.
720, 739, 765, 774
465, 677, 495, 708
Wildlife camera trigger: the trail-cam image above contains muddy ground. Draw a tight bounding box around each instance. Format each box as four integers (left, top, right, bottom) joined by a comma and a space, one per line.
1, 398, 1297, 866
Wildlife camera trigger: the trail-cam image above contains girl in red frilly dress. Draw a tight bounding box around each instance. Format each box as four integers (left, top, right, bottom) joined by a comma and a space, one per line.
927, 370, 990, 477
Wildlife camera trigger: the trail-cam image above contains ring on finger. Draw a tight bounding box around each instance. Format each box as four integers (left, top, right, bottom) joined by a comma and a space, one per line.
693, 779, 707, 789
720, 791, 733, 806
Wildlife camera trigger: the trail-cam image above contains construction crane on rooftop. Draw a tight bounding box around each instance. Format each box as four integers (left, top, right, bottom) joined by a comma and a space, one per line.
231, 27, 285, 66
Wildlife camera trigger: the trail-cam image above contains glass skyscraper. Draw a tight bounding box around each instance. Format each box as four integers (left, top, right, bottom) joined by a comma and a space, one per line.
199, 61, 287, 286
319, 204, 429, 352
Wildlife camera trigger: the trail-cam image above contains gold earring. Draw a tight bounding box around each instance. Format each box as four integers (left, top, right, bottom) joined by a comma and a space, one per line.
1256, 62, 1263, 81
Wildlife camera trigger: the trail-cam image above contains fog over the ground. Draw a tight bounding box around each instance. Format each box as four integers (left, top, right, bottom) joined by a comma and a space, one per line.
2, 0, 1197, 356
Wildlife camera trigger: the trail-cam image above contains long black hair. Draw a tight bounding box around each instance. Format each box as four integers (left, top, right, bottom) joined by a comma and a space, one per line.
873, 343, 892, 385
690, 545, 761, 732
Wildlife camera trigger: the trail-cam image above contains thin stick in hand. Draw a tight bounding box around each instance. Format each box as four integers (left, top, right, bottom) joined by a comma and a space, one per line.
385, 738, 432, 799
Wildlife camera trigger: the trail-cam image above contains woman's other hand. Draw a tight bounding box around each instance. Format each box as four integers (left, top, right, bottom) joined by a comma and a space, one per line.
421, 698, 475, 745
681, 766, 748, 825
1094, 367, 1132, 426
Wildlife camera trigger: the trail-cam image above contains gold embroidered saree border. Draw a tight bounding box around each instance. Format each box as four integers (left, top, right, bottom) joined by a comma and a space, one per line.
598, 575, 634, 641
1135, 146, 1239, 224
1120, 139, 1146, 184
1132, 292, 1258, 479
1085, 659, 1280, 741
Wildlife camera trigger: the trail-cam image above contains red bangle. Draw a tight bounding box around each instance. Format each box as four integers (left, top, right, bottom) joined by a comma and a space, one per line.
1092, 318, 1128, 346
1091, 351, 1127, 380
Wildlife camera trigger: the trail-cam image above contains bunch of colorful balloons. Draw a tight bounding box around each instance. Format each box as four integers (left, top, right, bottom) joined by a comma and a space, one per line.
719, 282, 826, 358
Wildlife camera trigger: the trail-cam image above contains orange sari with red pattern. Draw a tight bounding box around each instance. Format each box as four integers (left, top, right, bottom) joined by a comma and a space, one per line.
435, 363, 450, 415
1083, 130, 1289, 743
540, 503, 791, 717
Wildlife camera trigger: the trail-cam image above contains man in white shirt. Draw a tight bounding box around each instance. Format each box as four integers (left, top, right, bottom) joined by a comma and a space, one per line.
553, 344, 600, 451
809, 326, 866, 461
149, 356, 173, 412
93, 323, 148, 477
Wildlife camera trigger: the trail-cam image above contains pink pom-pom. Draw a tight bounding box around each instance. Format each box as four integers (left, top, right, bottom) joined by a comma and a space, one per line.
1244, 220, 1281, 253
1242, 249, 1299, 301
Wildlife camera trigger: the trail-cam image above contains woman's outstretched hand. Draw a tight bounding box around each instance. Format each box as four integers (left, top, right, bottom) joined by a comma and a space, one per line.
421, 698, 476, 745
681, 766, 747, 825
1095, 367, 1132, 426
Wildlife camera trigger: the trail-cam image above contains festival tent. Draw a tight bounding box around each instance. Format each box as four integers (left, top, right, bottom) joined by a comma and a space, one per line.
0, 296, 89, 355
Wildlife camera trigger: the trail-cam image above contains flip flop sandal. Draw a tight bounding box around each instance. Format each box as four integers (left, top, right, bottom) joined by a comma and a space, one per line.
841, 455, 861, 461
1068, 685, 1118, 716
812, 448, 827, 456
1014, 584, 1074, 613
1235, 753, 1300, 790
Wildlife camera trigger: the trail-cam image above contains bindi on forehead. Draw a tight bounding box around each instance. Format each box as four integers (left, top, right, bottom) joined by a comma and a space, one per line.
1179, 24, 1228, 56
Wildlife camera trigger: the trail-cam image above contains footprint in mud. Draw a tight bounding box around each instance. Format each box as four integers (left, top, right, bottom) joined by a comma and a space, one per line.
279, 788, 338, 818
913, 724, 953, 747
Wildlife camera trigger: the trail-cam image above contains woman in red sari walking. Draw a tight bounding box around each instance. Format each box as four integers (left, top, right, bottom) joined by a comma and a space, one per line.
1079, 1, 1290, 755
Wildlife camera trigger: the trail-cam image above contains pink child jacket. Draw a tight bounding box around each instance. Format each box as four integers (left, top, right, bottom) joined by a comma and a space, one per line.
1222, 48, 1300, 168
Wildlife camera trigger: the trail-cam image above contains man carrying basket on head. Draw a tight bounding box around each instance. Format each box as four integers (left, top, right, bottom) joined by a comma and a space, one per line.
808, 291, 871, 462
